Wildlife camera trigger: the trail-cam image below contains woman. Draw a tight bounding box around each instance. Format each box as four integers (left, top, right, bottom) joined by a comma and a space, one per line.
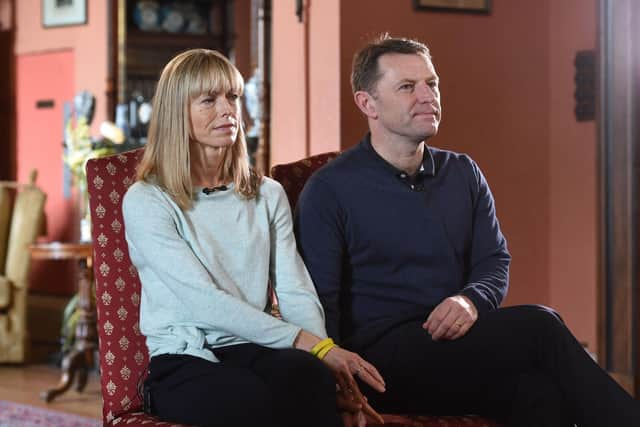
122, 48, 384, 427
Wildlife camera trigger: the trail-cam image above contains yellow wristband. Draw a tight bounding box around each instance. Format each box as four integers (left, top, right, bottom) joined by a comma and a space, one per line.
310, 337, 334, 357
316, 342, 337, 360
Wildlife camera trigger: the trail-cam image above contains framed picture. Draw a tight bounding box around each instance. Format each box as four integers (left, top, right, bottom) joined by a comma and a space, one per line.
42, 0, 87, 28
413, 0, 491, 14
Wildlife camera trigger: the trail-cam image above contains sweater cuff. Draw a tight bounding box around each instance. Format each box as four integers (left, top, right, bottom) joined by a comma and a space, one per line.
459, 287, 493, 316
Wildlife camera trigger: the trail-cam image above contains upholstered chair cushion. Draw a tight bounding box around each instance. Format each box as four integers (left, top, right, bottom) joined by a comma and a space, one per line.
0, 275, 10, 309
270, 153, 501, 427
0, 187, 11, 273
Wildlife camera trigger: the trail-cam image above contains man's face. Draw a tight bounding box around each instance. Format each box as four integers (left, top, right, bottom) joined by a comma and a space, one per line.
366, 53, 441, 143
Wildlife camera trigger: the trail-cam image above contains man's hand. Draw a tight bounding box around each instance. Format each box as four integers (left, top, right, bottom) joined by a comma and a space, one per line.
341, 409, 367, 427
337, 390, 368, 427
423, 295, 478, 341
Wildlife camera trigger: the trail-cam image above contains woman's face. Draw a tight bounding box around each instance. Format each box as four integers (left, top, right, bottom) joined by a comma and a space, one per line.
189, 89, 240, 149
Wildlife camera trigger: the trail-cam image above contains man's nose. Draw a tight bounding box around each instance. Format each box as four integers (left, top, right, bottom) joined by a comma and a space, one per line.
416, 83, 435, 103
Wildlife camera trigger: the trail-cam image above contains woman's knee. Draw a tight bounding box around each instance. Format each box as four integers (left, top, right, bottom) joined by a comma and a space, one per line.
276, 348, 336, 390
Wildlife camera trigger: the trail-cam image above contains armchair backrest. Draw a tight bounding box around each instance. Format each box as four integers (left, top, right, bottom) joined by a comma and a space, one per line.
270, 151, 341, 210
86, 149, 147, 423
4, 184, 46, 284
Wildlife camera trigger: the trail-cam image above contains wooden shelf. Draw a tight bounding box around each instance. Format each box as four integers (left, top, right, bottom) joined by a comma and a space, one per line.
126, 29, 224, 49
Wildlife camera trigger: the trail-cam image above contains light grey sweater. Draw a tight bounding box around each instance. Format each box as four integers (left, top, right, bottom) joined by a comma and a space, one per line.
122, 178, 327, 363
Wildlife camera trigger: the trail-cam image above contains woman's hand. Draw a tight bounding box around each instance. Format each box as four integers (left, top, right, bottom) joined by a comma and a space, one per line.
294, 331, 386, 423
323, 346, 386, 394
322, 346, 385, 424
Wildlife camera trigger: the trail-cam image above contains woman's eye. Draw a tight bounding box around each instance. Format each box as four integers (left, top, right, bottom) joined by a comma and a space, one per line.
227, 93, 239, 101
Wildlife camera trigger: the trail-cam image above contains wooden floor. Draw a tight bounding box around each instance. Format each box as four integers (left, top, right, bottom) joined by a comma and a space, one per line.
0, 363, 102, 419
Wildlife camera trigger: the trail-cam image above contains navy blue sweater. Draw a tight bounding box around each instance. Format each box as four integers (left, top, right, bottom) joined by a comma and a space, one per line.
294, 135, 510, 347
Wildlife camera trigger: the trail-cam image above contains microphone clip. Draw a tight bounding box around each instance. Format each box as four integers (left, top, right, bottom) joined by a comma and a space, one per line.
202, 185, 228, 195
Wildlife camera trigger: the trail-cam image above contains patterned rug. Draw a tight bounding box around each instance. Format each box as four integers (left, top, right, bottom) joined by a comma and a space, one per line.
0, 400, 100, 427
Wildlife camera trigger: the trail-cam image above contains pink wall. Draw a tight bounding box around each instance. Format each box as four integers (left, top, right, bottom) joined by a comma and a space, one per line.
308, 0, 341, 155
271, 0, 599, 352
271, 0, 307, 164
15, 0, 109, 136
548, 0, 598, 353
271, 0, 342, 164
14, 0, 109, 295
16, 50, 76, 295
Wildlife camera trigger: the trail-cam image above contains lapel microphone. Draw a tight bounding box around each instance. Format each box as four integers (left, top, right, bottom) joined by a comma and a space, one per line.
202, 185, 228, 195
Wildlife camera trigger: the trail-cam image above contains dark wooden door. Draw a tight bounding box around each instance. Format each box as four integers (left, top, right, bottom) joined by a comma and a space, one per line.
0, 29, 15, 180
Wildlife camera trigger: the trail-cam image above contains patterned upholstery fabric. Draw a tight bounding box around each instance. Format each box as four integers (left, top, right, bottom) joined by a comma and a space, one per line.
87, 149, 187, 427
270, 152, 501, 427
270, 151, 342, 210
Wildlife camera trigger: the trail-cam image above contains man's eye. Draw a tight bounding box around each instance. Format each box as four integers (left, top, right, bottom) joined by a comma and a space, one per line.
399, 84, 414, 91
429, 81, 439, 89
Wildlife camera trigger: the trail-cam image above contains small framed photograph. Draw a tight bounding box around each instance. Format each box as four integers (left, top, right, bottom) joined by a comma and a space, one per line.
413, 0, 491, 14
42, 0, 88, 28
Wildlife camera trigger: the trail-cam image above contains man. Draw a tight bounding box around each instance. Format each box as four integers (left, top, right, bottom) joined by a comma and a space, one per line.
295, 35, 640, 427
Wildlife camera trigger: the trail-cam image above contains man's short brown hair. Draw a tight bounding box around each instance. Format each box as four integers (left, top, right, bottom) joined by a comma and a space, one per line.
351, 34, 431, 94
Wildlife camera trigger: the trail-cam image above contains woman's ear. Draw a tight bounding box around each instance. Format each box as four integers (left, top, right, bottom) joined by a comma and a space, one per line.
353, 91, 378, 119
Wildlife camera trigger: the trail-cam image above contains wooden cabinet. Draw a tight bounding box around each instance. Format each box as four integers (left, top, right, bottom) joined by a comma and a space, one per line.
108, 0, 232, 117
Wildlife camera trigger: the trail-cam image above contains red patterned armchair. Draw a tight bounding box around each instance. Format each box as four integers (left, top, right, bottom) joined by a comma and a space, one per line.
271, 152, 501, 427
87, 149, 184, 427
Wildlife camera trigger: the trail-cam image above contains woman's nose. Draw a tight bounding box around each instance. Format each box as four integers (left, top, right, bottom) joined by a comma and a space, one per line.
217, 98, 234, 115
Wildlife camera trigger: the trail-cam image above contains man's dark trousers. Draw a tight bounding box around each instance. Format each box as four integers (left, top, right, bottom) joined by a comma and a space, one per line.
353, 305, 639, 427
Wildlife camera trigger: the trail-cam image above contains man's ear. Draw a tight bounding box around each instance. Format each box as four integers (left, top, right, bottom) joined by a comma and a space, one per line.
354, 91, 378, 119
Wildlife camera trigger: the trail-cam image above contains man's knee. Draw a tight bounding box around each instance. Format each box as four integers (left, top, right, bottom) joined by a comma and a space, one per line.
510, 304, 565, 328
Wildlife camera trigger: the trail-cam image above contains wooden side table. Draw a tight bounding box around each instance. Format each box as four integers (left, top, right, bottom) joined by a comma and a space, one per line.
29, 242, 95, 403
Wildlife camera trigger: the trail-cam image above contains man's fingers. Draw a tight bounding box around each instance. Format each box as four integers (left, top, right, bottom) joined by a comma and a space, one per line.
424, 303, 450, 331
361, 399, 385, 424
337, 392, 362, 412
431, 308, 459, 340
342, 412, 356, 427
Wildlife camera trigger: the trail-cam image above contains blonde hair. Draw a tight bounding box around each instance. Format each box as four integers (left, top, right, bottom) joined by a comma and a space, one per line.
137, 48, 261, 210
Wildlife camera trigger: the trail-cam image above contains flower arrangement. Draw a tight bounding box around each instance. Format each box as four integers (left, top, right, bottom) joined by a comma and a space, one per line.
63, 117, 117, 193
62, 91, 125, 241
